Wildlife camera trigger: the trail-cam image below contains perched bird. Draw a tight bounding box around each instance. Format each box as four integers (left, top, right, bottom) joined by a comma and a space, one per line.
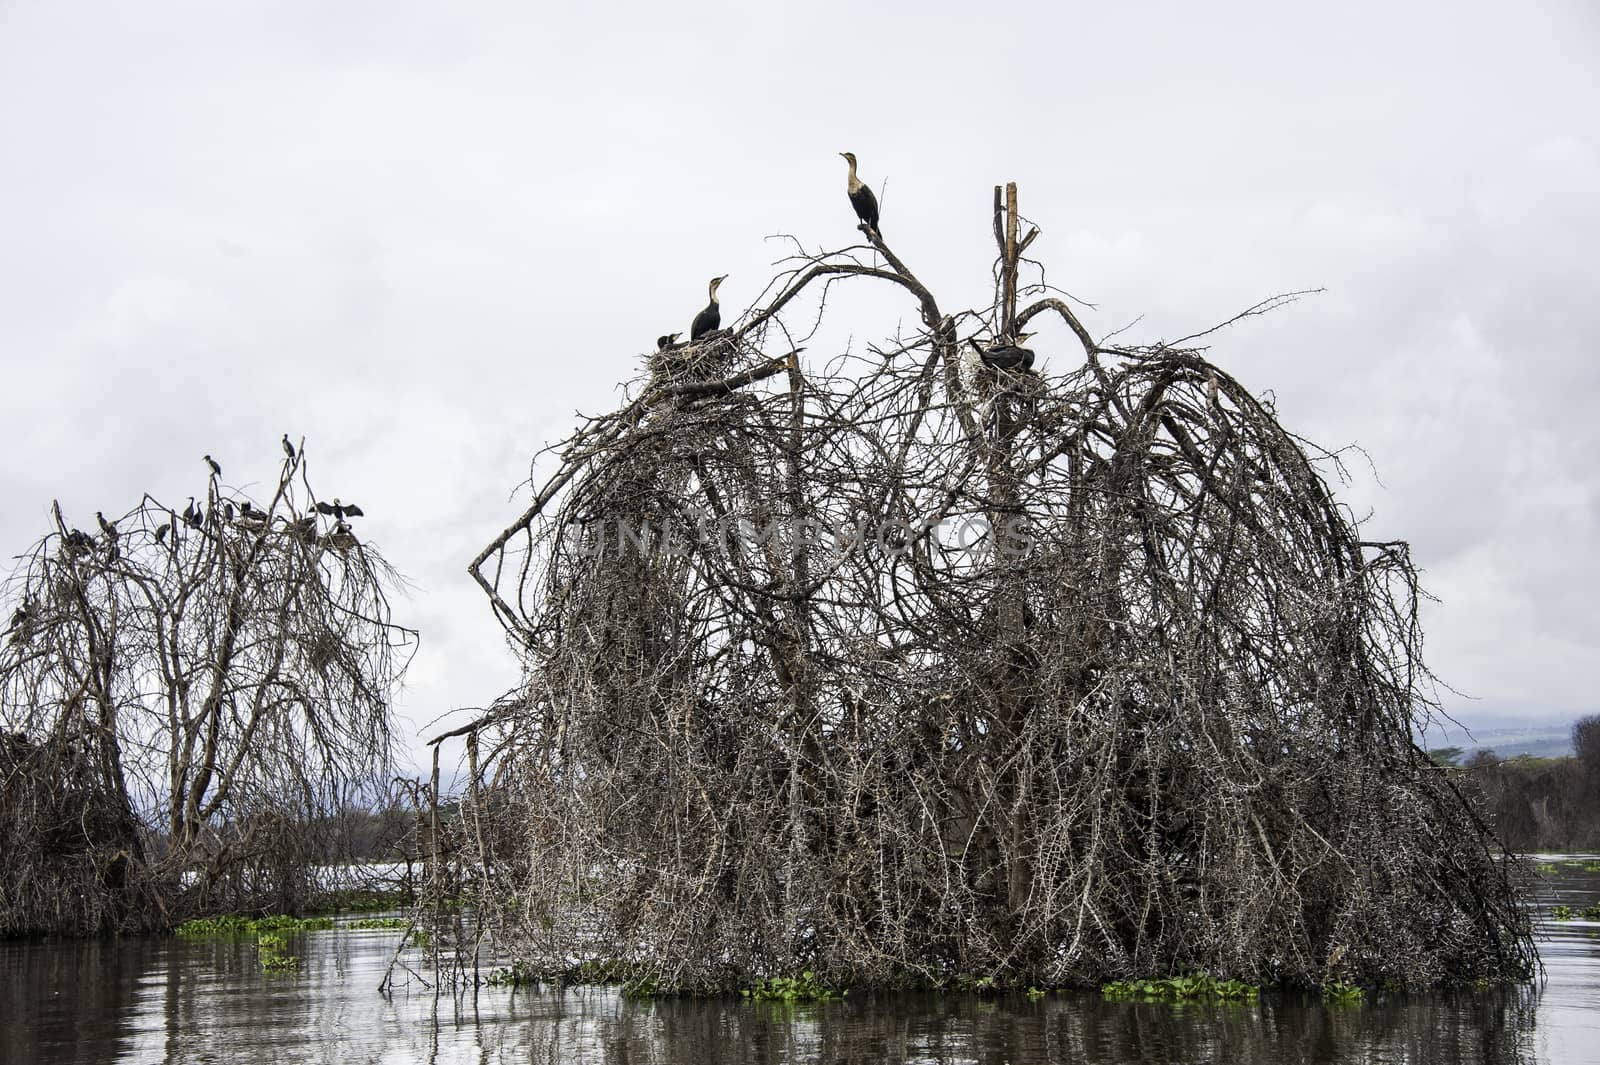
65, 528, 94, 552
7, 599, 33, 644
96, 512, 117, 539
155, 521, 172, 544
839, 152, 881, 235
689, 275, 727, 341
182, 498, 199, 527
975, 332, 1036, 372
282, 435, 296, 460
204, 454, 222, 477
656, 332, 682, 351
222, 501, 236, 522
315, 499, 364, 520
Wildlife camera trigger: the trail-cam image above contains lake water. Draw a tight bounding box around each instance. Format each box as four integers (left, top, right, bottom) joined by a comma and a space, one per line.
4, 857, 1597, 1064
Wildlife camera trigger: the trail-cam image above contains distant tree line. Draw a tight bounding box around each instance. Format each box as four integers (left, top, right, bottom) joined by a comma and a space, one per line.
1439, 715, 1600, 852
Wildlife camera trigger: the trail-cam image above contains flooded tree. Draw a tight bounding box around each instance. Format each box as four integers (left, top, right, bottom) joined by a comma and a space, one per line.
446, 183, 1535, 993
0, 445, 415, 934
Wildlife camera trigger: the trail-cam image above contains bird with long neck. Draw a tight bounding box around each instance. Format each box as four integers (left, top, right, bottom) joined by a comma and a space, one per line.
839, 152, 881, 235
690, 275, 727, 341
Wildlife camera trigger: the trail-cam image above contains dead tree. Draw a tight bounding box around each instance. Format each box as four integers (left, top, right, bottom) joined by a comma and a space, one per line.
0, 443, 415, 932
455, 185, 1535, 992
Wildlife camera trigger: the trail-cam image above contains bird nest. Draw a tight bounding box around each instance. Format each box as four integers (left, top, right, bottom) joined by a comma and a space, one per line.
452, 189, 1535, 993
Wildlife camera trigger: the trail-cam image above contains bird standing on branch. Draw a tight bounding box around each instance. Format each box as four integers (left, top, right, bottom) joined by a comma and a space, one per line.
975, 333, 1037, 372
204, 454, 222, 477
690, 276, 727, 341
282, 435, 296, 460
839, 152, 880, 235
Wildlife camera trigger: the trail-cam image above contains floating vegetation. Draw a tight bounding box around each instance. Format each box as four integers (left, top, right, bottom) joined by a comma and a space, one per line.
743, 972, 843, 1003
176, 913, 335, 938
1100, 974, 1259, 1002
256, 932, 299, 972
1551, 905, 1573, 921
1536, 863, 1559, 875
1026, 987, 1047, 1001
1322, 982, 1365, 1005
486, 962, 539, 988
345, 917, 410, 931
1582, 904, 1600, 921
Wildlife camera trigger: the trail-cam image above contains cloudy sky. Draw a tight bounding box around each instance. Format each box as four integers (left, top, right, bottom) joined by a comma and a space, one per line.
2, 1, 1596, 770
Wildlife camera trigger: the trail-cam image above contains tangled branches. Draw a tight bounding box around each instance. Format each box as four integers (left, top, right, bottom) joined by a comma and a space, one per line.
458, 186, 1534, 992
0, 445, 415, 934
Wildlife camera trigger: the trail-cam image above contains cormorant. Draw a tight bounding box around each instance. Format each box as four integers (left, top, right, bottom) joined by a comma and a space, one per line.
314, 499, 364, 520
204, 454, 222, 477
282, 435, 296, 460
689, 275, 727, 341
97, 512, 117, 539
155, 522, 171, 544
975, 332, 1036, 372
839, 152, 880, 235
223, 501, 236, 521
182, 498, 199, 527
657, 332, 682, 351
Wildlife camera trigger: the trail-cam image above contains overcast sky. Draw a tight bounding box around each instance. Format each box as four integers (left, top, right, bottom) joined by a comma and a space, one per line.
2, 1, 1596, 771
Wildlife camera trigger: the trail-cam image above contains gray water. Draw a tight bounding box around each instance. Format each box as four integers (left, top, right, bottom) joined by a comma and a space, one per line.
4, 858, 1597, 1064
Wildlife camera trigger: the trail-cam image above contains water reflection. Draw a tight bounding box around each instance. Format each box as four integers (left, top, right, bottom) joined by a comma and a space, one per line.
4, 861, 1598, 1065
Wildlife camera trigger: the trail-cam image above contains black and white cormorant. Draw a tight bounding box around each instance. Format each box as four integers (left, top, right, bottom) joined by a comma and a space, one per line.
656, 332, 682, 351
975, 332, 1036, 372
839, 152, 880, 235
282, 434, 296, 460
204, 454, 222, 477
97, 512, 117, 539
315, 499, 364, 520
689, 275, 727, 341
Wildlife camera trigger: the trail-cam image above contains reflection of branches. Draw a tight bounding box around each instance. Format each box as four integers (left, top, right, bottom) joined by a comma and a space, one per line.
0, 445, 416, 931
455, 186, 1533, 993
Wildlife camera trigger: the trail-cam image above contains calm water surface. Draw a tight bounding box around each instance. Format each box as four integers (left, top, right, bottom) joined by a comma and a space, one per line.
5, 858, 1597, 1064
